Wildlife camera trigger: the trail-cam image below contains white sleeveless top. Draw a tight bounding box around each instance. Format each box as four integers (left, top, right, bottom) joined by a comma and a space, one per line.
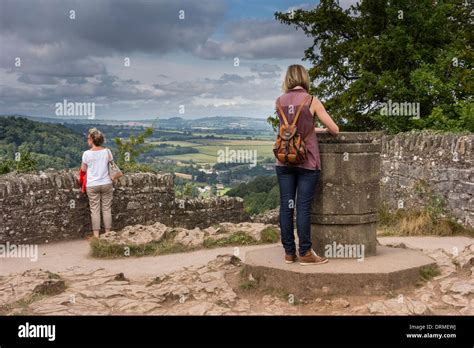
82, 149, 112, 187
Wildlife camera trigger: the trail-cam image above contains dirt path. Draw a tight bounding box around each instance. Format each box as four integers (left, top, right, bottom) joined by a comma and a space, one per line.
1, 236, 472, 279
0, 239, 278, 278
0, 236, 472, 315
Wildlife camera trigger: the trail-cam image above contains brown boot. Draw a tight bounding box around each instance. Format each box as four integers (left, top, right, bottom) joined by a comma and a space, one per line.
299, 249, 328, 265
285, 254, 297, 264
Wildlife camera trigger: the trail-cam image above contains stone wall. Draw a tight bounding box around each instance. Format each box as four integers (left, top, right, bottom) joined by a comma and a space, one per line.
173, 196, 249, 229
380, 132, 473, 228
0, 171, 248, 244
1, 132, 472, 245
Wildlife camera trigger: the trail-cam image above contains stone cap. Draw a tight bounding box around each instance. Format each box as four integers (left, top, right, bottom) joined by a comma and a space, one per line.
317, 131, 384, 144
0, 170, 174, 198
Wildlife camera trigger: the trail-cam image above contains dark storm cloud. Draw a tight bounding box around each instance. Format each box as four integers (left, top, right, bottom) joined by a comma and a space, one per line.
0, 0, 228, 113
0, 0, 227, 56
0, 0, 301, 118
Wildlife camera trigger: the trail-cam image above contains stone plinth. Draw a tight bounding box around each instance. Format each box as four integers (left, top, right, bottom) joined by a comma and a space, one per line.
243, 245, 436, 297
311, 132, 383, 257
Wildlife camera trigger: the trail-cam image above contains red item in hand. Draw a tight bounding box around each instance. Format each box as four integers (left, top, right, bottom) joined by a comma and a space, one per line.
79, 169, 87, 193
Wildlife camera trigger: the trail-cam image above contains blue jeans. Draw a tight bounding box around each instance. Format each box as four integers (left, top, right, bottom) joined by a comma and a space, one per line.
276, 165, 320, 256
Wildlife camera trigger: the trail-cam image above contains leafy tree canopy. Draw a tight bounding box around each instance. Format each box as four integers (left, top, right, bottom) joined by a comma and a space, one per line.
276, 0, 473, 133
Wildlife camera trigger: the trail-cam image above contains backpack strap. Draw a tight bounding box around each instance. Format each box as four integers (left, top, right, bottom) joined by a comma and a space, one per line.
291, 95, 312, 126
276, 98, 289, 126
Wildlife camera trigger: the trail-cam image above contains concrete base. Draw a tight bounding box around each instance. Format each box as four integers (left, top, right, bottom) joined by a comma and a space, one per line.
311, 222, 377, 257
243, 245, 436, 297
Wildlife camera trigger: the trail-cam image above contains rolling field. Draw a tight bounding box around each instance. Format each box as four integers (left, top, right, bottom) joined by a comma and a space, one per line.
151, 140, 199, 147
156, 139, 274, 164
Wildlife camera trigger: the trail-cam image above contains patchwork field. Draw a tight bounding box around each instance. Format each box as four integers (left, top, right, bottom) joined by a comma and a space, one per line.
156, 139, 274, 164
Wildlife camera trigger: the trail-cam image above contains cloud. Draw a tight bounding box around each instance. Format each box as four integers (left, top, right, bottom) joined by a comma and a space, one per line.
338, 0, 361, 10
0, 0, 227, 56
0, 0, 309, 118
194, 19, 313, 59
249, 63, 283, 78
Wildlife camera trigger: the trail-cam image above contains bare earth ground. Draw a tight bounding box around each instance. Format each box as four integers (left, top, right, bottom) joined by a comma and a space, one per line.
0, 236, 472, 315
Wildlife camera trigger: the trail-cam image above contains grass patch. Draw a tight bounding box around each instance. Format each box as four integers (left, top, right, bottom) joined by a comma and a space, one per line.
46, 271, 61, 280
378, 180, 473, 237
239, 279, 258, 290
378, 210, 473, 237
0, 293, 47, 315
260, 226, 280, 243
91, 227, 281, 258
90, 232, 192, 258
203, 231, 257, 248
238, 268, 259, 290
419, 265, 441, 282
378, 197, 473, 237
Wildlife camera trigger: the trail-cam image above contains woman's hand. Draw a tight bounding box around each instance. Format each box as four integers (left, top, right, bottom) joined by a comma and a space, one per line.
310, 97, 339, 135
315, 127, 328, 134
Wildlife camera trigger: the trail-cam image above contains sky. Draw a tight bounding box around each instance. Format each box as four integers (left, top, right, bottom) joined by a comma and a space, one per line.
0, 0, 358, 120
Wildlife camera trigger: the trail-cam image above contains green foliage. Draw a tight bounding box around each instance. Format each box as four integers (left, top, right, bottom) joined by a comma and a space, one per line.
260, 226, 280, 243
419, 265, 441, 282
239, 278, 258, 290
0, 145, 38, 174
276, 0, 473, 133
203, 231, 257, 248
14, 146, 38, 173
0, 158, 14, 174
267, 114, 279, 133
412, 179, 447, 219
113, 127, 154, 172
89, 234, 191, 259
226, 176, 279, 214
378, 181, 473, 237
175, 182, 200, 198
0, 117, 84, 170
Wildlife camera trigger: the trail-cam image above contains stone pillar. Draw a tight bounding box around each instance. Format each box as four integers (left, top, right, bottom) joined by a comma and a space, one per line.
311, 132, 382, 257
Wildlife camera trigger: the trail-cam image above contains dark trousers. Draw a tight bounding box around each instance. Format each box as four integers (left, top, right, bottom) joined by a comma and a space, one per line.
276, 165, 320, 256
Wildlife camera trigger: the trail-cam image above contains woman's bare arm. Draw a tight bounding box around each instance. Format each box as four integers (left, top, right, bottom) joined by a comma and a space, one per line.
81, 162, 87, 172
310, 97, 339, 135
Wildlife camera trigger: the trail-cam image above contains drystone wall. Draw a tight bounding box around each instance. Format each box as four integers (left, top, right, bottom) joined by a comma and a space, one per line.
0, 171, 248, 244
380, 132, 473, 228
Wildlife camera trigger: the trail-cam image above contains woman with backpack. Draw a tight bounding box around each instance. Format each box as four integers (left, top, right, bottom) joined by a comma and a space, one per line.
274, 64, 339, 265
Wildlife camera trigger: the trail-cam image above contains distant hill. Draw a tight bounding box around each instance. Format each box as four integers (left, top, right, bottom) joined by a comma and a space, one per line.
0, 116, 85, 170
0, 114, 273, 133
154, 116, 271, 132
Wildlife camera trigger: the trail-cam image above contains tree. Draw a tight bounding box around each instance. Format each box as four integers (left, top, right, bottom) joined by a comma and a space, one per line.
14, 145, 38, 173
176, 182, 199, 198
276, 0, 473, 133
113, 127, 154, 171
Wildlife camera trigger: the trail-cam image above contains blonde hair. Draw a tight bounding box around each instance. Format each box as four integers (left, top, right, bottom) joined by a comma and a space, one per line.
282, 64, 311, 92
88, 128, 105, 146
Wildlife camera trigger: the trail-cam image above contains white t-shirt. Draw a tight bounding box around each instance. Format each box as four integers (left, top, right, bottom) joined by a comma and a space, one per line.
82, 149, 113, 187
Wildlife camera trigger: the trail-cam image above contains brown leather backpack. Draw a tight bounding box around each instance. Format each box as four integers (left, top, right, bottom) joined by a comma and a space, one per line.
273, 95, 311, 164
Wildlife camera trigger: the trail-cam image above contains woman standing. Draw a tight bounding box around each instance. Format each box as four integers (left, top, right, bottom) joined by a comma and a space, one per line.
275, 64, 339, 265
81, 128, 113, 238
